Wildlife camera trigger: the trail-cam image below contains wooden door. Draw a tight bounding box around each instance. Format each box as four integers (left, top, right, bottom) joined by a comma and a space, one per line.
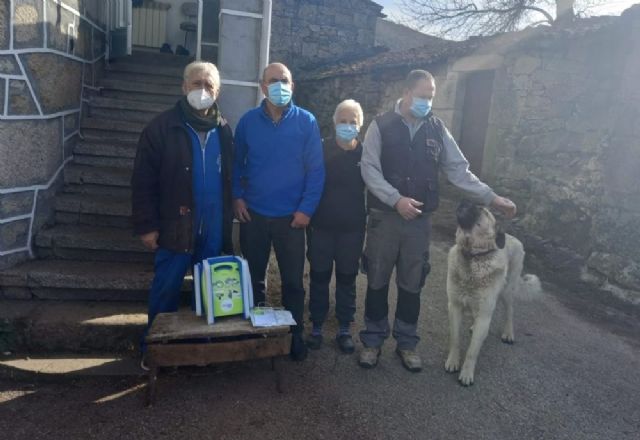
458, 70, 495, 177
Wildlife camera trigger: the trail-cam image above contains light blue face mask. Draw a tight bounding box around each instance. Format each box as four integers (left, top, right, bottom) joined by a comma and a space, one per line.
410, 97, 432, 118
267, 81, 292, 107
335, 123, 359, 142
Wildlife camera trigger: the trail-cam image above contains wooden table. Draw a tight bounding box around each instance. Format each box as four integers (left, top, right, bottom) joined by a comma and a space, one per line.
144, 311, 291, 405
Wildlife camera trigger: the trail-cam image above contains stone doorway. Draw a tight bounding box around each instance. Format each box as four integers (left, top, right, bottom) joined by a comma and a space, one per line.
458, 70, 495, 177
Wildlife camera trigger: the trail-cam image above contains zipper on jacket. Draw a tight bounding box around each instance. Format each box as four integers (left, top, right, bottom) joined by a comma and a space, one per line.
198, 131, 212, 235
187, 123, 211, 237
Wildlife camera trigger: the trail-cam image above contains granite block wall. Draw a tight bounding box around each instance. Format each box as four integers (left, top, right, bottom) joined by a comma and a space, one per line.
0, 0, 106, 269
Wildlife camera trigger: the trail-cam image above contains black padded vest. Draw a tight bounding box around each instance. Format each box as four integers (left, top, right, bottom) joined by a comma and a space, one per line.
367, 110, 445, 213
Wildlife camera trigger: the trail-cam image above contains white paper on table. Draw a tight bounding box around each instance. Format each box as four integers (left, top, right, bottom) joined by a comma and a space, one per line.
250, 308, 297, 327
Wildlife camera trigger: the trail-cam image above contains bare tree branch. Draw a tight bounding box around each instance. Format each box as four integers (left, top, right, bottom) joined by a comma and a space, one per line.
398, 0, 604, 38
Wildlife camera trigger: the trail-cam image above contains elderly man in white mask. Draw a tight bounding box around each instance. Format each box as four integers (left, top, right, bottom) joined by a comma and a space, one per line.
131, 61, 235, 369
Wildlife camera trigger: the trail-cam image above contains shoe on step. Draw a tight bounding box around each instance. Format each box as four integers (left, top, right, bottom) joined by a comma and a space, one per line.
358, 347, 381, 369
396, 349, 422, 372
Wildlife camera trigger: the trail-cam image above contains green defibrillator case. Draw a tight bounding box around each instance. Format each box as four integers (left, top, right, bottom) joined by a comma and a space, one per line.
195, 256, 252, 324
210, 261, 243, 317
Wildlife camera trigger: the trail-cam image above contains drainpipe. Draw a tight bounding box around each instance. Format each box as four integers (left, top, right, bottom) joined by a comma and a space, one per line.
126, 0, 133, 55
257, 0, 272, 104
196, 0, 204, 60
105, 0, 110, 62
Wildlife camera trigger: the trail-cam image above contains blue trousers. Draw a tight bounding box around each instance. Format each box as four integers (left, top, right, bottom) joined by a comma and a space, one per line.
141, 235, 220, 353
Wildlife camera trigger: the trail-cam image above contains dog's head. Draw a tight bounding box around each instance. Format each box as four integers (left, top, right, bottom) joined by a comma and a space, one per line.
455, 200, 505, 255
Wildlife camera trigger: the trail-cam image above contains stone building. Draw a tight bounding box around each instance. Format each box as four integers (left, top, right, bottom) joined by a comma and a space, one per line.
0, 0, 106, 270
270, 0, 383, 71
1, 0, 638, 354
0, 0, 398, 352
296, 6, 640, 303
0, 0, 385, 271
375, 18, 445, 52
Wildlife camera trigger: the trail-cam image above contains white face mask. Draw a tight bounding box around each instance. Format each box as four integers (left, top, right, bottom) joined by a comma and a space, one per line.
187, 88, 214, 110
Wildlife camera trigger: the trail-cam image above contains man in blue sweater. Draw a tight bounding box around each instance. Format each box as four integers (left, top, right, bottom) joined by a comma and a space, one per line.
233, 63, 325, 361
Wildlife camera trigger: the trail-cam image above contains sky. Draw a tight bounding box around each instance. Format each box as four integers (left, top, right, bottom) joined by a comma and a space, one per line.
376, 0, 640, 26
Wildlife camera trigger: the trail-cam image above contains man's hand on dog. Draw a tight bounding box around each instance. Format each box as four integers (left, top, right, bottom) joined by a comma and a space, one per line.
140, 231, 159, 251
491, 196, 517, 218
395, 197, 424, 220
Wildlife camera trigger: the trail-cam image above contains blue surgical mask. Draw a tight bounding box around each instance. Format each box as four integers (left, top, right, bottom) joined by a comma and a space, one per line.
410, 97, 432, 118
335, 123, 359, 142
267, 81, 292, 107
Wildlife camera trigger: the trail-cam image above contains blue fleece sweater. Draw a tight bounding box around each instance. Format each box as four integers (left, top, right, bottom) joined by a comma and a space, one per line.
232, 101, 325, 217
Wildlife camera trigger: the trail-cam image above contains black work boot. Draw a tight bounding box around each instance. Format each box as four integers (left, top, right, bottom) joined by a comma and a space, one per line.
335, 334, 355, 354
290, 333, 308, 361
306, 333, 323, 350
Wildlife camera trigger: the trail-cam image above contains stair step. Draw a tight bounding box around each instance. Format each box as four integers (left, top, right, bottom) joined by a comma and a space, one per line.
99, 89, 180, 105
100, 79, 183, 97
0, 260, 153, 298
123, 50, 193, 67
65, 164, 132, 187
63, 184, 131, 199
74, 141, 137, 159
56, 192, 131, 218
87, 107, 159, 125
0, 300, 148, 352
86, 96, 167, 124
35, 224, 151, 263
56, 211, 132, 229
0, 259, 191, 303
82, 129, 140, 145
81, 117, 146, 135
89, 96, 171, 113
106, 59, 185, 77
103, 70, 183, 86
74, 154, 134, 169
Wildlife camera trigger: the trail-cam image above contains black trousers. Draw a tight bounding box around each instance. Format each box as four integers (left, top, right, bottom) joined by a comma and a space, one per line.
240, 210, 305, 335
306, 226, 365, 326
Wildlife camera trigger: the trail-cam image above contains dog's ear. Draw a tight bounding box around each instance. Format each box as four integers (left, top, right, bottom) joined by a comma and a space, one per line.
495, 229, 506, 249
456, 200, 480, 230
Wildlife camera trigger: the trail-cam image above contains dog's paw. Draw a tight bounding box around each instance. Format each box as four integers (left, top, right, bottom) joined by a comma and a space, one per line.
445, 355, 460, 373
458, 366, 475, 386
501, 332, 515, 344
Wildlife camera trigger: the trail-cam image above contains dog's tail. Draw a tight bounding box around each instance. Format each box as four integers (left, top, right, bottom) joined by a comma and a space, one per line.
514, 274, 543, 301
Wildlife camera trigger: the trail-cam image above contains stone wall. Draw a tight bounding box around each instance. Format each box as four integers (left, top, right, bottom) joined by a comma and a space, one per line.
296, 8, 640, 302
0, 0, 106, 269
484, 9, 640, 303
270, 0, 382, 72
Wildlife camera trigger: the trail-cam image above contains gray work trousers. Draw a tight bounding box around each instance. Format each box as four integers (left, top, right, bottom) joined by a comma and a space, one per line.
359, 209, 431, 350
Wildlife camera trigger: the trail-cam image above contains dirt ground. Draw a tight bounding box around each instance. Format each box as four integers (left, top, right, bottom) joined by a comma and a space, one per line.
2, 229, 639, 440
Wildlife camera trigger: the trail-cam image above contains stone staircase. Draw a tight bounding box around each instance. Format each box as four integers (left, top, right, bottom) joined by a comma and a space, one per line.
0, 51, 192, 354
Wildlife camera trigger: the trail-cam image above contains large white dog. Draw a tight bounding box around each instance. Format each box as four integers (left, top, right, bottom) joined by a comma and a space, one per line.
445, 201, 541, 386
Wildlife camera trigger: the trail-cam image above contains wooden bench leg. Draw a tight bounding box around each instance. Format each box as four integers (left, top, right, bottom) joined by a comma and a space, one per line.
146, 364, 159, 407
271, 356, 284, 394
